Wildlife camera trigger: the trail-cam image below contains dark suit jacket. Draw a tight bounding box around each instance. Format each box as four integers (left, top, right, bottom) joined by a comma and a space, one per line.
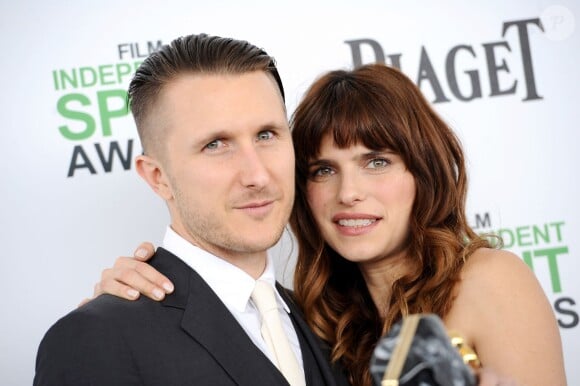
34, 248, 349, 386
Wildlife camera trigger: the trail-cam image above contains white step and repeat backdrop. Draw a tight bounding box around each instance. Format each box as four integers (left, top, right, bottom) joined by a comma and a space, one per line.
1, 1, 578, 385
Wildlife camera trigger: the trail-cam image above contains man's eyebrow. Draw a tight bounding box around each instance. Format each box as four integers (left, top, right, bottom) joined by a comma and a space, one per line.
257, 122, 289, 132
193, 129, 231, 147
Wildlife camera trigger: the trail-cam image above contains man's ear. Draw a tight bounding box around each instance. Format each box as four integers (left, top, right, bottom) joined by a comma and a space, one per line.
135, 155, 173, 200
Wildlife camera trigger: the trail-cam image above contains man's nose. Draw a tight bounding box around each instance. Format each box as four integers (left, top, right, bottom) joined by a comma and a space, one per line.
238, 145, 270, 190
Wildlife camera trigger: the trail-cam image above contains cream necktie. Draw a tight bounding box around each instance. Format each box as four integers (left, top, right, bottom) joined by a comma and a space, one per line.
251, 280, 306, 386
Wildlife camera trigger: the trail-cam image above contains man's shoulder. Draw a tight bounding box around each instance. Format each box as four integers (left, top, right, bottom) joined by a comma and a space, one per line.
34, 296, 164, 385
40, 249, 193, 347
43, 294, 158, 341
85, 292, 161, 316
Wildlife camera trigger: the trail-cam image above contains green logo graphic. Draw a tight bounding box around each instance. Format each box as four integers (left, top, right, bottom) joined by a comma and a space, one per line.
53, 41, 162, 177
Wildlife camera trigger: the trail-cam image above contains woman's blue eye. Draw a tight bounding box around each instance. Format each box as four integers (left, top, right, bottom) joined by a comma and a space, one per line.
368, 158, 389, 168
310, 166, 334, 179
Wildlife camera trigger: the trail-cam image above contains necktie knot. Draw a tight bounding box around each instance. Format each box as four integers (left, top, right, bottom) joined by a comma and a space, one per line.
251, 280, 279, 315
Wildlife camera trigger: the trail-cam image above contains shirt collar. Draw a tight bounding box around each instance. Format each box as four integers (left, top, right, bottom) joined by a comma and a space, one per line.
162, 226, 290, 313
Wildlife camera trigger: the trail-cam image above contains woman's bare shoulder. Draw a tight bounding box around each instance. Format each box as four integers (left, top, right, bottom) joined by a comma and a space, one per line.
462, 247, 528, 276
456, 247, 546, 311
445, 247, 547, 342
446, 247, 566, 385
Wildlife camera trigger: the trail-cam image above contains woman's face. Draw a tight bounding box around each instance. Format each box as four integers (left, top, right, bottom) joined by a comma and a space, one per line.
306, 134, 416, 266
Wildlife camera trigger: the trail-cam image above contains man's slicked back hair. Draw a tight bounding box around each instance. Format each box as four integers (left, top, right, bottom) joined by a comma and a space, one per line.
128, 33, 285, 154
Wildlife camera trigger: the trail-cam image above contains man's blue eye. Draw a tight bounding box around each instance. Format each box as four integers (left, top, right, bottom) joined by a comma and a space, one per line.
205, 139, 223, 150
257, 131, 274, 140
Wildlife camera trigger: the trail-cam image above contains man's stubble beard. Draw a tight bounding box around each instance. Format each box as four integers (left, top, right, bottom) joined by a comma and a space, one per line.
172, 185, 292, 258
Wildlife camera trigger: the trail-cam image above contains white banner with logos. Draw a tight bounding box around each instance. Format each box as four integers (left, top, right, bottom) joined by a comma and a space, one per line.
1, 1, 578, 385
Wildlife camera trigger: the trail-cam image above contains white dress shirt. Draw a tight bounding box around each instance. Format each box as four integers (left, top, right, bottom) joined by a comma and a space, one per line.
162, 227, 305, 371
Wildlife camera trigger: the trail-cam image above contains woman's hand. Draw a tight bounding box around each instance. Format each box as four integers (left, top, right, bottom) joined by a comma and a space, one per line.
79, 242, 174, 306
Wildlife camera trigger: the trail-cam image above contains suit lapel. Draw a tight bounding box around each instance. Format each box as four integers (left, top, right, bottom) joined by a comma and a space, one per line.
277, 284, 349, 386
152, 248, 288, 386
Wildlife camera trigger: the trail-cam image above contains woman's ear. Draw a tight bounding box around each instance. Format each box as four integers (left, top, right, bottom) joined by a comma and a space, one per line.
135, 155, 173, 200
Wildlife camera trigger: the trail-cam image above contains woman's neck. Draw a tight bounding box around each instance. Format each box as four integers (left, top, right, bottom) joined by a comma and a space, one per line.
358, 251, 412, 318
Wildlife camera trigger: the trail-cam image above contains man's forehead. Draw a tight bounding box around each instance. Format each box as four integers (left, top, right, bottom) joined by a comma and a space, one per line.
149, 71, 288, 136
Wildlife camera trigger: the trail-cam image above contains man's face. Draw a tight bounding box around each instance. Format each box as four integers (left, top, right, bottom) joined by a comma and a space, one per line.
148, 71, 295, 265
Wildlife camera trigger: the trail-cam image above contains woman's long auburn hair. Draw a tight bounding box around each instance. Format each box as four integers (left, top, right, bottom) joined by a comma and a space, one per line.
289, 64, 491, 386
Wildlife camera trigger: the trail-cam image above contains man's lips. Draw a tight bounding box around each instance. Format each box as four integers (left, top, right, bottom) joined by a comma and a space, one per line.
234, 200, 276, 218
236, 200, 274, 210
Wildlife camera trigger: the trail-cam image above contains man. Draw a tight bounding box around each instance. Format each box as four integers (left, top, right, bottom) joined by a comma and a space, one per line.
34, 33, 348, 386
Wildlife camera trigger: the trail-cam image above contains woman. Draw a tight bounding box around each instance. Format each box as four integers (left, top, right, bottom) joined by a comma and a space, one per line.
92, 64, 566, 386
